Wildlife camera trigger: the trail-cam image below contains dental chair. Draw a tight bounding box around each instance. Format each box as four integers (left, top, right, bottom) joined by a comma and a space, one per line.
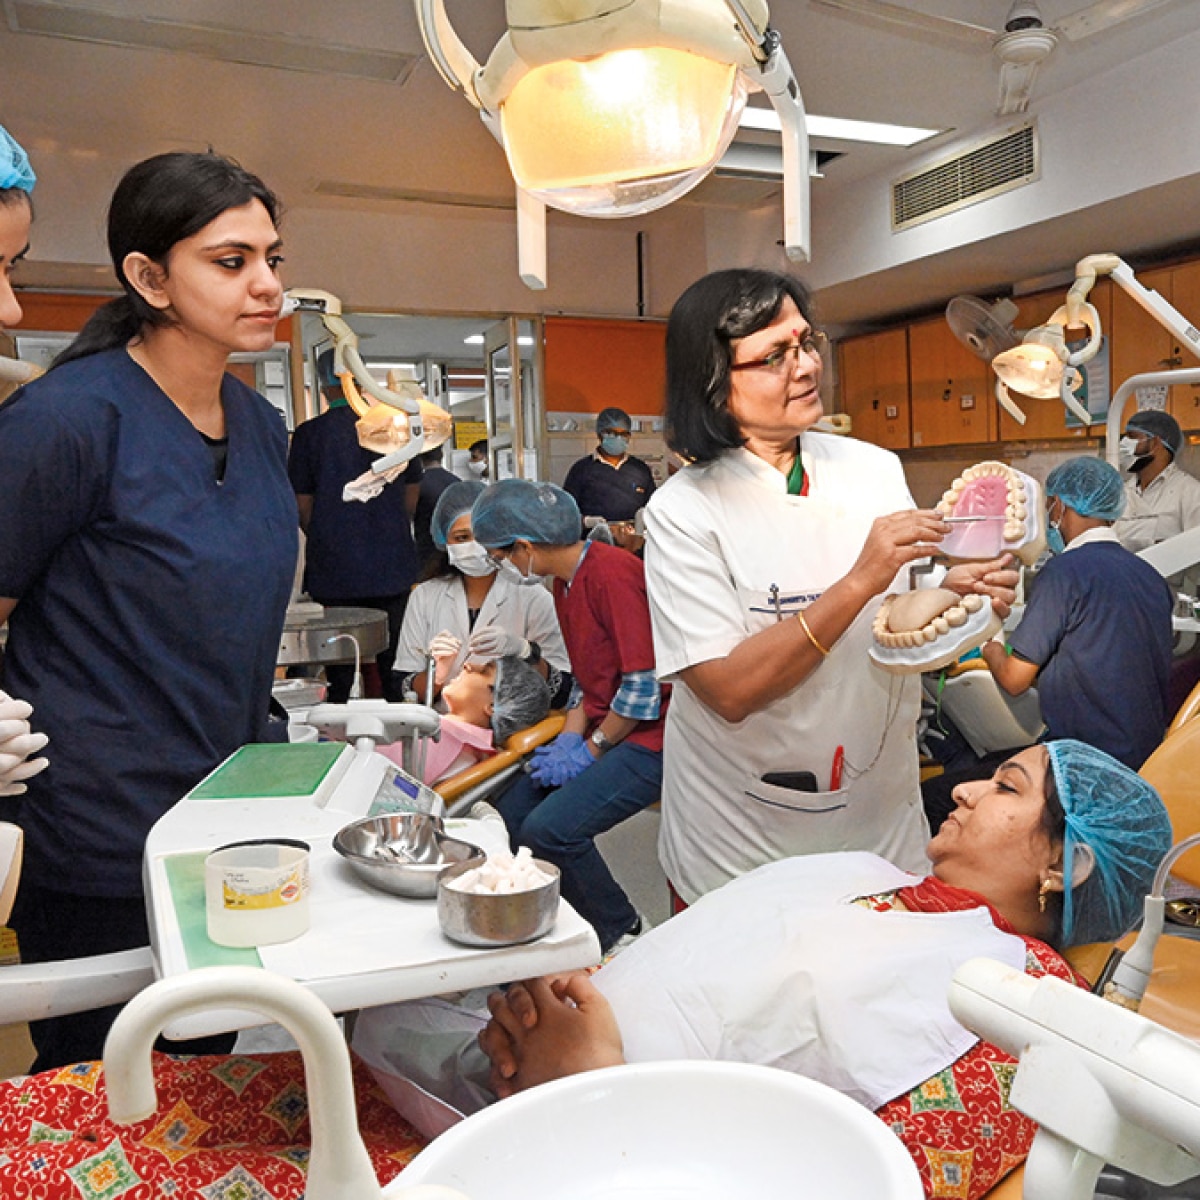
435, 713, 565, 817
1168, 677, 1200, 737
981, 716, 1200, 1200
924, 658, 1045, 762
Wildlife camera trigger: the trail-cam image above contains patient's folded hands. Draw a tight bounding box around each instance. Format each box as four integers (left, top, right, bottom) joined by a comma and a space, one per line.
479, 973, 624, 1099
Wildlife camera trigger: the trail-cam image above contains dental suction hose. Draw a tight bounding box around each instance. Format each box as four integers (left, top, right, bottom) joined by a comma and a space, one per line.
325, 633, 364, 700
1106, 832, 1200, 1010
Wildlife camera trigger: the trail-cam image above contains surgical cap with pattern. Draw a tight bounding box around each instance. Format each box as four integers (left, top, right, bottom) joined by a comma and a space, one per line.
1047, 739, 1172, 946
472, 479, 581, 548
0, 126, 34, 193
1045, 456, 1126, 522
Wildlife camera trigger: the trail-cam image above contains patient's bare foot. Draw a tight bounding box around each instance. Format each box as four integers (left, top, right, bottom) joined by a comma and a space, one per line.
478, 973, 624, 1099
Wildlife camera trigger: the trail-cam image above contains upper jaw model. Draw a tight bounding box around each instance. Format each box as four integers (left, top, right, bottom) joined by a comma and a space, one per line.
870, 462, 1044, 676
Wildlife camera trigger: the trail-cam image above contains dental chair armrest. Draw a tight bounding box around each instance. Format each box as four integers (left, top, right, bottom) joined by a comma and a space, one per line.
942, 657, 991, 678
433, 713, 566, 807
0, 947, 155, 1025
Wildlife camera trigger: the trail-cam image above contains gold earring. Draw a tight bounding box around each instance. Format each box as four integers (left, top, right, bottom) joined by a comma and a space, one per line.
1037, 879, 1053, 913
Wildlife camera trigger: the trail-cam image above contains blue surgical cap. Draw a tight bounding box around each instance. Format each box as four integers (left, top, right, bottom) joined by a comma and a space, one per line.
1125, 409, 1183, 458
472, 479, 581, 548
596, 407, 631, 435
1046, 739, 1172, 946
315, 348, 339, 390
0, 126, 34, 193
1045, 456, 1126, 521
431, 480, 486, 549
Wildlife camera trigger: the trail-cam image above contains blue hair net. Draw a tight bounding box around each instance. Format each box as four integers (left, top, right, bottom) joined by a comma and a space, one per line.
1045, 456, 1126, 521
1125, 409, 1183, 458
431, 480, 486, 549
491, 655, 551, 744
472, 479, 581, 548
1046, 739, 1172, 946
315, 347, 339, 390
596, 406, 631, 434
0, 126, 34, 193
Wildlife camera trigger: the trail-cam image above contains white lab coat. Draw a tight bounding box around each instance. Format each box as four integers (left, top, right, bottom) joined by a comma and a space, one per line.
643, 437, 930, 904
392, 571, 570, 687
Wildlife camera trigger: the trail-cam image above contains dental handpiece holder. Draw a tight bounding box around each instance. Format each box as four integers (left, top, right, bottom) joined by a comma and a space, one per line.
305, 701, 441, 756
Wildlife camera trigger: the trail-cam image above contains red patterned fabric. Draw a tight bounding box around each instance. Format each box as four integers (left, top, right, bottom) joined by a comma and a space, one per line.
875, 878, 1086, 1200
0, 1050, 425, 1198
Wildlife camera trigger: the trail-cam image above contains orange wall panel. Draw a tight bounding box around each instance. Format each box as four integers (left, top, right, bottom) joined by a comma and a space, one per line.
544, 315, 666, 415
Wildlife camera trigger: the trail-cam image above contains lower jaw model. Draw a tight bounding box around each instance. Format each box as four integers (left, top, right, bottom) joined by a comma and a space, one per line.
869, 461, 1044, 676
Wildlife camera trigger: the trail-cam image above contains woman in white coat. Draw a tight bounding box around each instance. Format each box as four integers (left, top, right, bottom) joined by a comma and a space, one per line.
643, 269, 1017, 905
393, 481, 571, 707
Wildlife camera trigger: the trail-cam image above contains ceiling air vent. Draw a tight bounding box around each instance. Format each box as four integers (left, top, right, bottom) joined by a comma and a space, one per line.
891, 122, 1038, 231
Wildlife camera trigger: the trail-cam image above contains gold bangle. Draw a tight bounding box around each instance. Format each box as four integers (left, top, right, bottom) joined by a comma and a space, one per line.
795, 609, 831, 658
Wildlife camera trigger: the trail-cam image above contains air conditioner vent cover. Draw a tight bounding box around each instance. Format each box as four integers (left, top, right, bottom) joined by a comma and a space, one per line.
892, 123, 1038, 231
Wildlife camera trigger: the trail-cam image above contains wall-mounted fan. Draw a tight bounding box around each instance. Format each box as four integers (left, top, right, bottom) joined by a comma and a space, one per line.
810, 0, 1183, 115
945, 295, 1028, 424
945, 295, 1020, 361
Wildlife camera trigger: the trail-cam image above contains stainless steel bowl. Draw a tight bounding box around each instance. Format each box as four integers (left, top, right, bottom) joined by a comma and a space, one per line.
334, 813, 485, 899
437, 857, 561, 947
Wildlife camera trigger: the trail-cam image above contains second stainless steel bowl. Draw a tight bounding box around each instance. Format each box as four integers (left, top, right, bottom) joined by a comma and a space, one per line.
334, 813, 485, 899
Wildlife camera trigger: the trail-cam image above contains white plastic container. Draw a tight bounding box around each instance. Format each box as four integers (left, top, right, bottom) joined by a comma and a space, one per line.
204, 839, 311, 948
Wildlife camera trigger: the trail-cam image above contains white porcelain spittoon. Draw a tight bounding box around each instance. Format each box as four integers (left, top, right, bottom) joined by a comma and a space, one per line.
391, 1059, 924, 1199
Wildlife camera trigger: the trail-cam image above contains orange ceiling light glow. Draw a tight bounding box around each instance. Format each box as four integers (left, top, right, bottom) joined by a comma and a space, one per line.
414, 0, 808, 289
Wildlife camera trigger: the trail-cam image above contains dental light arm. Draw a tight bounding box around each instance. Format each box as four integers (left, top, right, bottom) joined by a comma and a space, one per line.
284, 288, 427, 474
950, 957, 1200, 1199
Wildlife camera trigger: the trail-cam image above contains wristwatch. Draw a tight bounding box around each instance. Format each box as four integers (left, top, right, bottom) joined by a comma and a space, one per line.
590, 728, 615, 756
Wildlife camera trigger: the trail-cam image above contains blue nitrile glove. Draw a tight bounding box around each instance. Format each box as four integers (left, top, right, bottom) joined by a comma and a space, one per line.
529, 732, 593, 787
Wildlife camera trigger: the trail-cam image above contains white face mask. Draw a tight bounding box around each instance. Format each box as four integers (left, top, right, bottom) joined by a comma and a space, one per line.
467, 459, 488, 478
1117, 435, 1141, 474
446, 540, 497, 577
498, 547, 546, 587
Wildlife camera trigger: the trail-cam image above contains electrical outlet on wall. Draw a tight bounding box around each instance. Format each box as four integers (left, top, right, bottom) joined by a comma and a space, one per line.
960, 394, 975, 410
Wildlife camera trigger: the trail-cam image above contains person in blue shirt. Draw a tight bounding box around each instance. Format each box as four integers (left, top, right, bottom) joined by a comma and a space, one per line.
0, 150, 298, 1070
288, 348, 423, 701
561, 407, 656, 531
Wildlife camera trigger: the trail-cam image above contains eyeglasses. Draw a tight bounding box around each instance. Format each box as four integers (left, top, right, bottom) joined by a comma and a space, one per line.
730, 330, 828, 374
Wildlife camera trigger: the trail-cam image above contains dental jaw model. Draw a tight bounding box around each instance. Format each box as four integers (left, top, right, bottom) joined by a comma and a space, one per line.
870, 461, 1045, 675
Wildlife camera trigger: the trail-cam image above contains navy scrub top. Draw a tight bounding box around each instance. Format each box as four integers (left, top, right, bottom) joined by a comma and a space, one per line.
0, 349, 298, 896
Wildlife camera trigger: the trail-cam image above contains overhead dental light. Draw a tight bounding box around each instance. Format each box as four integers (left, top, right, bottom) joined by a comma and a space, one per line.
413, 0, 809, 289
993, 252, 1200, 429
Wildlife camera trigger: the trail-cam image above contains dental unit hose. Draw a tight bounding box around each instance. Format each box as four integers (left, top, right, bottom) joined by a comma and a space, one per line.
1105, 831, 1200, 1010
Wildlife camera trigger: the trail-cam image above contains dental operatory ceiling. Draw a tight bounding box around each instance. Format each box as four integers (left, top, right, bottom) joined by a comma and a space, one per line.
3, 1, 1200, 333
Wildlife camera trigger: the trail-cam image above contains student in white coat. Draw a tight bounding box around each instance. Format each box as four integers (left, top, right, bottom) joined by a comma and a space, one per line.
642, 269, 1018, 906
393, 481, 571, 707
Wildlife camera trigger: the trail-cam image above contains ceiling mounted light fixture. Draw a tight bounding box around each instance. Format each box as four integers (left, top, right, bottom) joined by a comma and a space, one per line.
414, 0, 808, 289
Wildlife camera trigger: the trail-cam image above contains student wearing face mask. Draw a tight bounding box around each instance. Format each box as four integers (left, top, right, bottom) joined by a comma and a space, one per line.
562, 407, 656, 532
392, 481, 570, 707
981, 456, 1173, 770
1113, 409, 1200, 592
473, 479, 668, 955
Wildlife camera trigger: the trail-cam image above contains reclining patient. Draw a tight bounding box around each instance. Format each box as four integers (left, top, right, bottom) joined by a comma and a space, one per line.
0, 741, 1169, 1200
376, 652, 551, 784
460, 739, 1169, 1200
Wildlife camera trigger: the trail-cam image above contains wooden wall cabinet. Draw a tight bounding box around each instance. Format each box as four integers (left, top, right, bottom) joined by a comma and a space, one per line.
1109, 261, 1200, 430
838, 327, 910, 449
908, 316, 995, 447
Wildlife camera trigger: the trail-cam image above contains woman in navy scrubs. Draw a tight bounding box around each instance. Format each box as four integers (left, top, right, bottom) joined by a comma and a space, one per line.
0, 151, 298, 1069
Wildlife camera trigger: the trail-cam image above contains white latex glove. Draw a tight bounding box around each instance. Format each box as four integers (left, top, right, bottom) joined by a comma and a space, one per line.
428, 631, 462, 685
467, 625, 530, 661
0, 691, 49, 797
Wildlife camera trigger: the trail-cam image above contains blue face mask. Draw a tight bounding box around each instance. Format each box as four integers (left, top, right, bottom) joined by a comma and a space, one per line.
1046, 500, 1066, 555
600, 434, 629, 457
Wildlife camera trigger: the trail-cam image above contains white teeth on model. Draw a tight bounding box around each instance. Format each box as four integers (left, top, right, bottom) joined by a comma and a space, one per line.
945, 607, 967, 627
961, 594, 983, 613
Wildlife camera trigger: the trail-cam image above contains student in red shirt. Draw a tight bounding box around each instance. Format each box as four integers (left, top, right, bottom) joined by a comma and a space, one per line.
472, 480, 667, 954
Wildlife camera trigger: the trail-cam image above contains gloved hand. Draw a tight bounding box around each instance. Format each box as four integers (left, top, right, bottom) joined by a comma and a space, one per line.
467, 625, 530, 661
529, 732, 594, 788
0, 691, 49, 797
428, 631, 462, 685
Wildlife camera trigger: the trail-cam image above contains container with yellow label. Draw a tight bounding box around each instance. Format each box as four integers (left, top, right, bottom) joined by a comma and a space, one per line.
204, 839, 310, 948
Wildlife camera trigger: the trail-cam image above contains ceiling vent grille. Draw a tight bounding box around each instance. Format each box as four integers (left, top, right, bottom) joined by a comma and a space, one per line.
892, 122, 1038, 231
